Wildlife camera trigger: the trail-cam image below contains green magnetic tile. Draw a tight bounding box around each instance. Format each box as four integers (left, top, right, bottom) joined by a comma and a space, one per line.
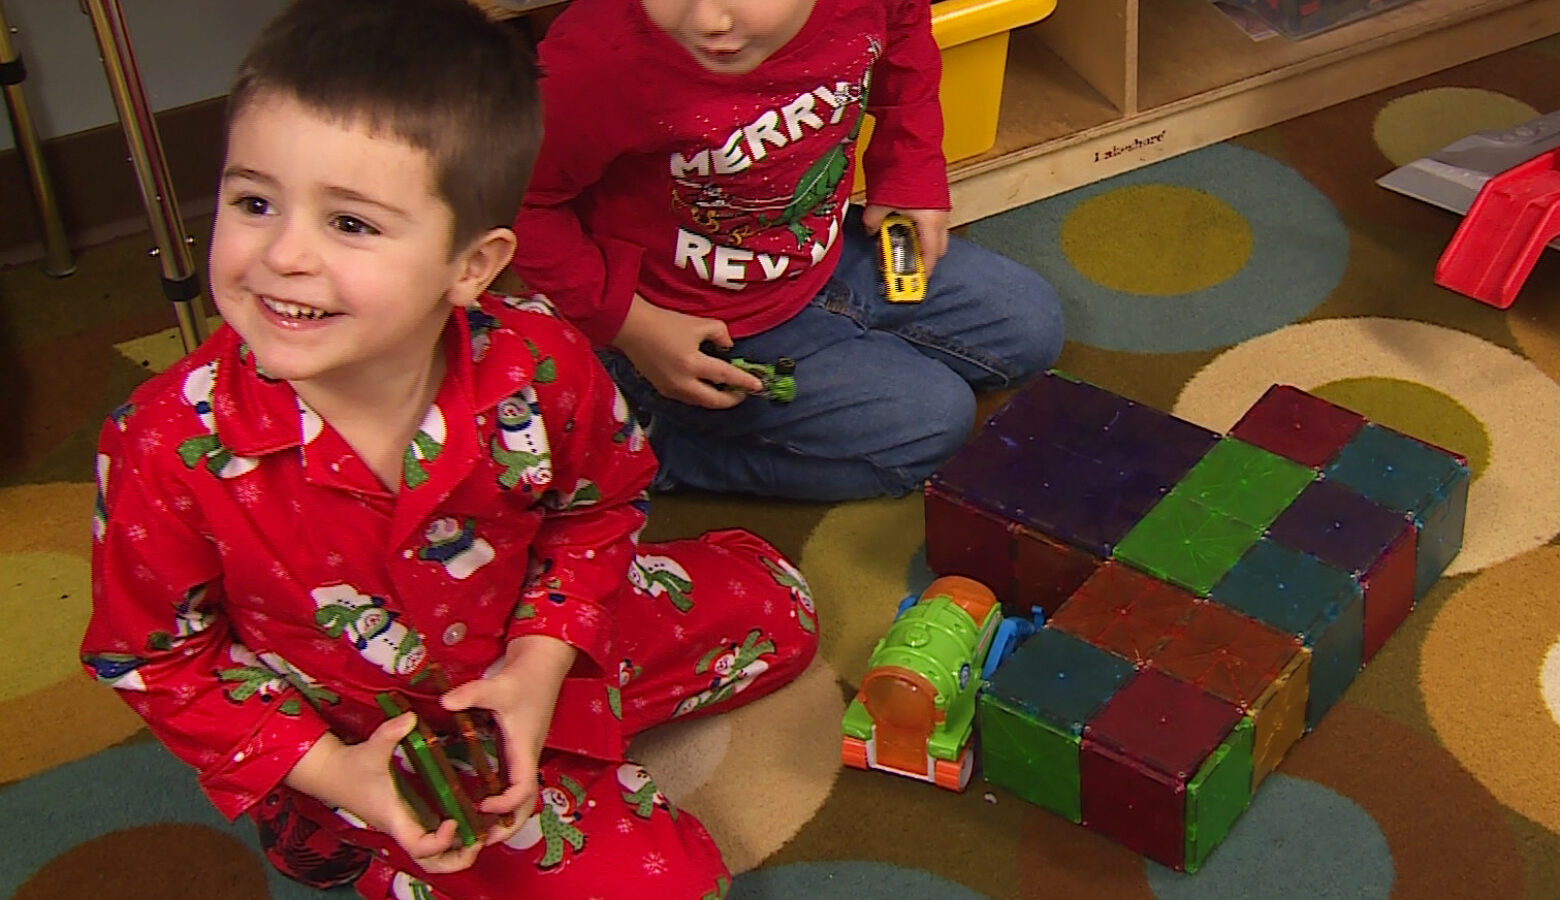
979, 692, 1084, 821
1113, 495, 1266, 596
1184, 715, 1255, 874
1171, 437, 1316, 530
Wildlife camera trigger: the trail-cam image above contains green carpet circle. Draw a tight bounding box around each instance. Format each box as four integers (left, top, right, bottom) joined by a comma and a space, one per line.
1, 551, 93, 700
964, 143, 1347, 353
1059, 185, 1252, 296
801, 495, 926, 687
1373, 87, 1540, 168
1309, 377, 1490, 479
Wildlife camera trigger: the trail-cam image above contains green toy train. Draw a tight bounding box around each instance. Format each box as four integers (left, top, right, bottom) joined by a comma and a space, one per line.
841, 576, 1034, 791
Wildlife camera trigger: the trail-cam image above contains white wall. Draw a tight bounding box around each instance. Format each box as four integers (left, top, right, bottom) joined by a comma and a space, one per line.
0, 0, 288, 151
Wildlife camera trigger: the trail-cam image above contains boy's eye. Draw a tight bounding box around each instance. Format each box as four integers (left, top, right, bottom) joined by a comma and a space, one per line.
232, 195, 270, 216
331, 215, 380, 236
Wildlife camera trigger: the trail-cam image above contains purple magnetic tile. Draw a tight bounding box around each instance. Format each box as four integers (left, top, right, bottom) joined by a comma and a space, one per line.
995, 372, 1137, 442
1266, 479, 1415, 576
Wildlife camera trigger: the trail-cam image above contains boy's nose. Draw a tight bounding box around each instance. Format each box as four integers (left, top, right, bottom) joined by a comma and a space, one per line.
691, 0, 733, 34
261, 217, 321, 274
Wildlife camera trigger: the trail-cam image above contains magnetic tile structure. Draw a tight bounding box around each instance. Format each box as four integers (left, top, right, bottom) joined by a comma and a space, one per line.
927, 373, 1469, 872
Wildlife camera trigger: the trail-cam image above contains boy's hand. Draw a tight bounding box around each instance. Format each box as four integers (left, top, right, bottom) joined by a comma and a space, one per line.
862, 204, 951, 280
612, 294, 763, 408
440, 635, 580, 846
283, 717, 482, 874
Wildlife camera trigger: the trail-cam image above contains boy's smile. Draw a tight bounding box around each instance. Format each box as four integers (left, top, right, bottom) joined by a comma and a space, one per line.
208, 92, 476, 396
641, 0, 817, 75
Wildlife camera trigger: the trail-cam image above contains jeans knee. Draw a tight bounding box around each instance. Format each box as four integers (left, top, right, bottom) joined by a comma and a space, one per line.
876, 377, 976, 494
1010, 277, 1067, 376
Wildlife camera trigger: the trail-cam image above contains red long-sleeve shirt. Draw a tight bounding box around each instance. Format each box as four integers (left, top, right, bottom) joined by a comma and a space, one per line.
81, 293, 657, 820
513, 0, 949, 345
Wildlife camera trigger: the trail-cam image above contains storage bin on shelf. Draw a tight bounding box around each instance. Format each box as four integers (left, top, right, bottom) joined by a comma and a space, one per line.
854, 0, 1058, 191
1221, 0, 1420, 40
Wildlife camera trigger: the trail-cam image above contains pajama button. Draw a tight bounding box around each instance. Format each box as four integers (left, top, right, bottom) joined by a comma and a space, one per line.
443, 622, 467, 646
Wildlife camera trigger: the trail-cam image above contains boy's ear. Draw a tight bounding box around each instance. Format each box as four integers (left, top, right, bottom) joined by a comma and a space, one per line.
448, 227, 519, 308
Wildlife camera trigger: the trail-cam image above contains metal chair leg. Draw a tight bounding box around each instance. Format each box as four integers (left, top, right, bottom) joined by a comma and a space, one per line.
0, 1, 74, 277
79, 0, 209, 353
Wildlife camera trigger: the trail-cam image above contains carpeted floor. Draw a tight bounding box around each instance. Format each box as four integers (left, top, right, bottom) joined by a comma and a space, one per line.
6, 33, 1560, 900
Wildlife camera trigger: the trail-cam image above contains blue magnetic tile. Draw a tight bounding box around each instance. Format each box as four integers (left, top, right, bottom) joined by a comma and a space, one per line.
1413, 474, 1470, 598
1324, 424, 1469, 519
1208, 539, 1364, 728
1323, 423, 1471, 599
984, 627, 1138, 736
1266, 479, 1414, 577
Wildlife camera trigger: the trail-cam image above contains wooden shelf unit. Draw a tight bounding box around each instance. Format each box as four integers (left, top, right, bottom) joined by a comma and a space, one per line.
476, 0, 1560, 226
948, 0, 1560, 225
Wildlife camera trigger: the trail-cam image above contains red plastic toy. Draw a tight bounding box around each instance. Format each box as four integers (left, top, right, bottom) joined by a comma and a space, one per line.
1435, 146, 1560, 309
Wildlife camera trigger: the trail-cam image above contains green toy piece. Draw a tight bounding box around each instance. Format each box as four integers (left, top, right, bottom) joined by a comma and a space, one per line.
702, 341, 797, 403
376, 691, 485, 847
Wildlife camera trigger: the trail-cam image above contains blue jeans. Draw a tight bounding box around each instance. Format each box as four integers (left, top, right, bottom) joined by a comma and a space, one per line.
600, 211, 1065, 501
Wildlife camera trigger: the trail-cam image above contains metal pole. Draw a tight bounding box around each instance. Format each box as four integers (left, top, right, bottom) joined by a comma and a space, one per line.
0, 1, 74, 276
79, 0, 208, 352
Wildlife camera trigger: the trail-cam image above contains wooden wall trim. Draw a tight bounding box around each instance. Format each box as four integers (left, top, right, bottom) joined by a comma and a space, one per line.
1, 96, 227, 266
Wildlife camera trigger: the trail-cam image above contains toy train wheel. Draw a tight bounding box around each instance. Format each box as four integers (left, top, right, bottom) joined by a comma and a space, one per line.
841, 736, 870, 771
933, 749, 975, 791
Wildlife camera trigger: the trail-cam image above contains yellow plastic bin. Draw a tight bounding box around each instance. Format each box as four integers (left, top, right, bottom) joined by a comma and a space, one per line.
855, 0, 1058, 190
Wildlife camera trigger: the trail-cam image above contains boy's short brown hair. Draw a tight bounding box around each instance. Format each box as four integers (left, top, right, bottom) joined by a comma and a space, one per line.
229, 0, 541, 254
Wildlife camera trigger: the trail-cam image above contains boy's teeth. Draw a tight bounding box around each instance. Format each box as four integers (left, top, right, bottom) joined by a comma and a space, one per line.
262, 296, 330, 320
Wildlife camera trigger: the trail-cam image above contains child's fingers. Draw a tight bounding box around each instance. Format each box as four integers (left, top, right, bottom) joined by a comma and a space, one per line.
369, 711, 418, 753
480, 776, 539, 819
409, 822, 482, 875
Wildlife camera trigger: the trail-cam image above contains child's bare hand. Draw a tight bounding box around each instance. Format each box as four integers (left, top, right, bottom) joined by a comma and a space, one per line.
283, 716, 482, 874
441, 636, 580, 846
861, 203, 951, 279
612, 295, 761, 408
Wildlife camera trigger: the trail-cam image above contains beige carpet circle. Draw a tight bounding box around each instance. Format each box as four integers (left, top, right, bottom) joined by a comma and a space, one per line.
629, 655, 843, 874
1509, 297, 1560, 387
1174, 318, 1560, 576
1373, 88, 1539, 167
2, 552, 94, 700
1543, 641, 1560, 727
628, 714, 732, 800
1420, 546, 1560, 831
800, 495, 926, 686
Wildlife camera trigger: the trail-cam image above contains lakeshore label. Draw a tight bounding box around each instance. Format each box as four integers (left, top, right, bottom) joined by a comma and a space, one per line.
1094, 130, 1168, 163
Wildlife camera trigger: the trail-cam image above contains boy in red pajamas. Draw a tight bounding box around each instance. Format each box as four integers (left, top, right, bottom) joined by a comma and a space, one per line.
79, 1, 816, 898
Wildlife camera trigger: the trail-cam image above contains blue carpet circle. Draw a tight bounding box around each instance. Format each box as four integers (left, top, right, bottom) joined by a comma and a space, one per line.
964, 144, 1349, 353
1143, 774, 1393, 899
730, 861, 995, 899
0, 741, 346, 898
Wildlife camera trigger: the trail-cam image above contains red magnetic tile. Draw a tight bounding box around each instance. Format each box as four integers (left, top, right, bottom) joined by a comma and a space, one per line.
1361, 526, 1417, 662
1080, 736, 1186, 869
1228, 384, 1365, 469
1013, 526, 1104, 617
1150, 601, 1303, 709
1049, 562, 1198, 665
1084, 668, 1243, 779
925, 487, 1015, 603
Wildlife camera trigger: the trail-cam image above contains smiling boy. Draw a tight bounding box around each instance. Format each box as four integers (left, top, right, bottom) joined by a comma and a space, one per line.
81, 1, 818, 898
